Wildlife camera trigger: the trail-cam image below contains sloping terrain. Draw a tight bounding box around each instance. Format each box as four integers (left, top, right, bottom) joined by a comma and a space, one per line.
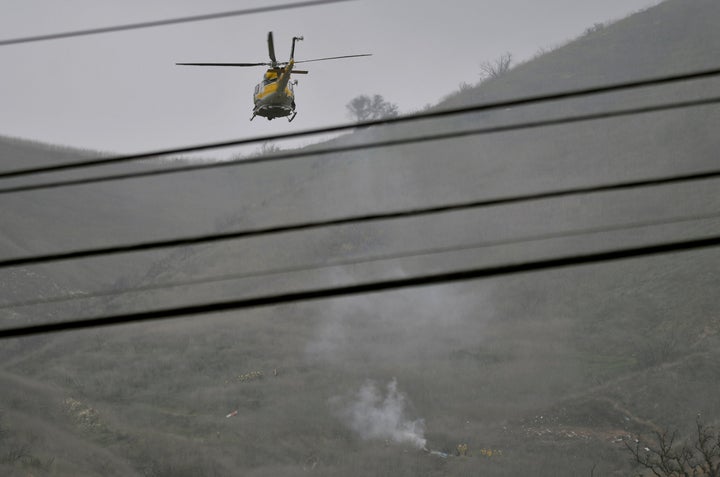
1, 1, 719, 475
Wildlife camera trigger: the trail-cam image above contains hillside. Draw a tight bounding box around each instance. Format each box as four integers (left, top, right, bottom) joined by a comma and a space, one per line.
2, 1, 720, 475
438, 0, 720, 108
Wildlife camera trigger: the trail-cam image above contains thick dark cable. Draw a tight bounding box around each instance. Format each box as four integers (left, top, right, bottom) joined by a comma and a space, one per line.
4, 95, 720, 196
2, 66, 720, 182
0, 0, 357, 46
1, 169, 719, 270
1, 235, 719, 338
2, 210, 718, 310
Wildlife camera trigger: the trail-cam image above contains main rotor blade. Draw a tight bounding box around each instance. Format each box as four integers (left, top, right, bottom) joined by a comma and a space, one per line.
267, 31, 278, 66
176, 62, 269, 67
293, 53, 372, 64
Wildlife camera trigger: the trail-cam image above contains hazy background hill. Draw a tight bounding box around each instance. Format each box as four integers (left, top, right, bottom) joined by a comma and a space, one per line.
1, 0, 719, 475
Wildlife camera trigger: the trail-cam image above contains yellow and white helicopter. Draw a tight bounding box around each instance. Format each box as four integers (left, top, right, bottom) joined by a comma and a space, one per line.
177, 32, 371, 122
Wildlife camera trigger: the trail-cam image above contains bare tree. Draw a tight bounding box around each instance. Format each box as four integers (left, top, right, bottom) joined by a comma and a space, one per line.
258, 141, 281, 156
583, 22, 606, 37
346, 94, 399, 122
479, 52, 513, 81
625, 416, 720, 476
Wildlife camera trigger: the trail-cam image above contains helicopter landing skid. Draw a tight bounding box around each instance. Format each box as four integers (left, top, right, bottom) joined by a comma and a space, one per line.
250, 106, 295, 122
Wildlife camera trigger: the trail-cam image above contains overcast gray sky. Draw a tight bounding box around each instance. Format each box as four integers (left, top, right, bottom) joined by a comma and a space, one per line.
0, 0, 660, 156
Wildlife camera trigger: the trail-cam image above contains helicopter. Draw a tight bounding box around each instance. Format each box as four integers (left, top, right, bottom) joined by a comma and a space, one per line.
177, 32, 371, 122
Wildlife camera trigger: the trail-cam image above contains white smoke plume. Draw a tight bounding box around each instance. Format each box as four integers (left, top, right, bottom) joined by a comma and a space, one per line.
336, 378, 426, 449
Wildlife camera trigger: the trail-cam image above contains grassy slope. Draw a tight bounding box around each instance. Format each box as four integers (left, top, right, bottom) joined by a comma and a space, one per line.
2, 0, 720, 475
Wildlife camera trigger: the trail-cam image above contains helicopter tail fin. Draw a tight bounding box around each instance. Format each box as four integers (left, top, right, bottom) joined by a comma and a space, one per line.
290, 36, 304, 60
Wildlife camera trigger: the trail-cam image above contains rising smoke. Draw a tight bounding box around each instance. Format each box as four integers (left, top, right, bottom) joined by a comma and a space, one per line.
334, 378, 427, 449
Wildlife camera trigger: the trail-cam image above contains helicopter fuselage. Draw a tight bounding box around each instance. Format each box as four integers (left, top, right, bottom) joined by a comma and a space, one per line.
252, 61, 296, 121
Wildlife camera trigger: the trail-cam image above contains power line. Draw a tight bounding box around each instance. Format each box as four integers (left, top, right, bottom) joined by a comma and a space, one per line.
2, 210, 718, 310
1, 168, 718, 271
0, 0, 358, 47
3, 95, 720, 196
2, 169, 718, 269
2, 66, 720, 184
1, 234, 718, 339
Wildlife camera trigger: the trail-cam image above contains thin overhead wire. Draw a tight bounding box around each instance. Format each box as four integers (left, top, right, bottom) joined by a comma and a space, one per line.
2, 210, 718, 310
3, 95, 720, 196
0, 0, 358, 46
2, 234, 719, 338
1, 168, 718, 270
2, 66, 720, 183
